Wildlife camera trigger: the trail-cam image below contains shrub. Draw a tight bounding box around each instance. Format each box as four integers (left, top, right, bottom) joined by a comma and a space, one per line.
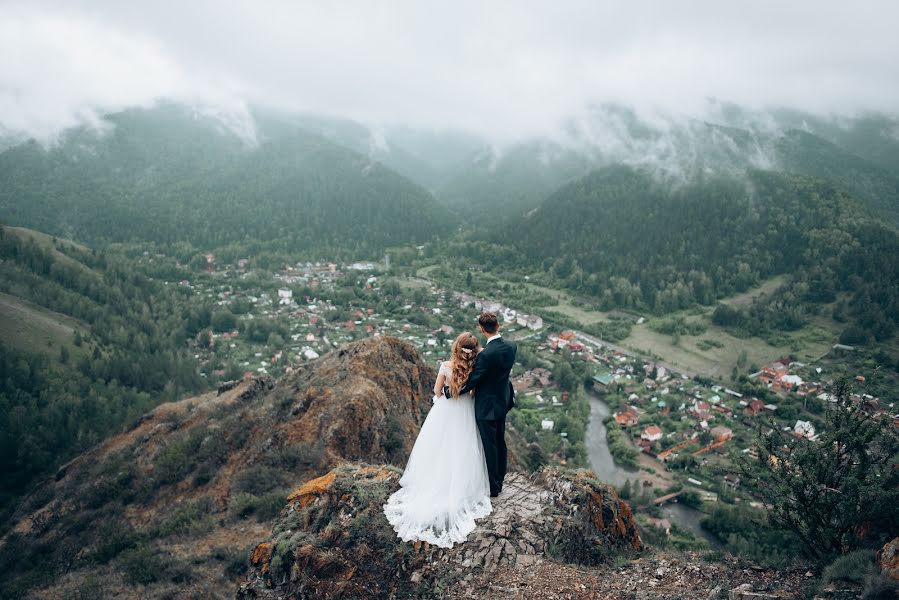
153, 497, 216, 538
118, 545, 172, 585
232, 467, 285, 496
154, 428, 207, 484
212, 545, 253, 578
821, 549, 876, 584
92, 521, 145, 564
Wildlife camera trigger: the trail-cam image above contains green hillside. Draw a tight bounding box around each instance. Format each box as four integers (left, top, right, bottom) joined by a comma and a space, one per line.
0, 224, 210, 514
776, 129, 899, 225
475, 166, 898, 342
0, 104, 452, 256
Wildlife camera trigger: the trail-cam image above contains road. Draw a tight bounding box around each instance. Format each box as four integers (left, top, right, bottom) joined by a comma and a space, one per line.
409, 271, 697, 380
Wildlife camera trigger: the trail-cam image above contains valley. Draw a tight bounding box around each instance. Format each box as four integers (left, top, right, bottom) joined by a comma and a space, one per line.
0, 102, 897, 599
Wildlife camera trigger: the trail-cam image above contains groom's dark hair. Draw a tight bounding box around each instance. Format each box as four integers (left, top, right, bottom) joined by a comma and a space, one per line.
478, 312, 499, 334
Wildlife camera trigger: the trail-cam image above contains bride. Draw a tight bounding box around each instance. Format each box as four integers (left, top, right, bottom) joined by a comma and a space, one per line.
383, 332, 492, 548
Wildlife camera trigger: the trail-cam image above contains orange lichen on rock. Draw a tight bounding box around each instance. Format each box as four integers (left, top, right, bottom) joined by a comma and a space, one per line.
288, 470, 338, 507
250, 543, 273, 574
355, 466, 395, 481
588, 490, 605, 530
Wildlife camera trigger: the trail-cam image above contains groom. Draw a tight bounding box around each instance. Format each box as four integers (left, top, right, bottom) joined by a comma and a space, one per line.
459, 312, 517, 497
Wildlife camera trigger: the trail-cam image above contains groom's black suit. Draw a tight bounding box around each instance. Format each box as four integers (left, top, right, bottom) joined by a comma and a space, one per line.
460, 335, 517, 496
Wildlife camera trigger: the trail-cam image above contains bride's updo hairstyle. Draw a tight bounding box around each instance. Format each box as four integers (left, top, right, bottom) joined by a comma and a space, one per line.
449, 332, 480, 398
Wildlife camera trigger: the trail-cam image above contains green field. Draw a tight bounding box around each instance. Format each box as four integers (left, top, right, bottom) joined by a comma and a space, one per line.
415, 265, 848, 380
624, 319, 833, 380
0, 291, 88, 355
622, 282, 841, 379
512, 279, 608, 325
419, 265, 609, 326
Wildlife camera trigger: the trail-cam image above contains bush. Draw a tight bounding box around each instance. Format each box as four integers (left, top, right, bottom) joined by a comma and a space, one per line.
154, 428, 207, 484
649, 316, 707, 337
232, 467, 285, 496
61, 575, 105, 600
212, 545, 252, 578
861, 572, 899, 600
153, 497, 216, 538
118, 545, 172, 585
228, 490, 286, 522
267, 442, 324, 471
92, 521, 145, 564
821, 549, 876, 584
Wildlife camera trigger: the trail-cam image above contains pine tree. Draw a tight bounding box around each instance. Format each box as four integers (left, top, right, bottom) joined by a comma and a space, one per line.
741, 380, 899, 562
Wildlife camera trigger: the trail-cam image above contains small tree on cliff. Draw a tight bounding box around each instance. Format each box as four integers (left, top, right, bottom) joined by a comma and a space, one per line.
741, 379, 899, 563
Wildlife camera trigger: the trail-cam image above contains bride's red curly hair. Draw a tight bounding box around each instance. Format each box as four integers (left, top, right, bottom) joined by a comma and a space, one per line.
449, 332, 480, 398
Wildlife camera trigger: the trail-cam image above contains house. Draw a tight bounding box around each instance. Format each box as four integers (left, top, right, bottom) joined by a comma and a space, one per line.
517, 313, 544, 330
710, 425, 733, 442
794, 420, 816, 438
541, 419, 554, 431
568, 341, 586, 353
592, 372, 612, 387
744, 399, 766, 416
278, 288, 293, 305
641, 425, 663, 442
531, 368, 552, 387
559, 330, 577, 341
691, 401, 712, 420
615, 406, 639, 427
758, 361, 788, 384
723, 474, 741, 489
712, 404, 732, 416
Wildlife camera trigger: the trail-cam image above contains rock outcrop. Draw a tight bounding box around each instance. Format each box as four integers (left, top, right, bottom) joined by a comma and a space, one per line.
237, 464, 642, 599
1, 337, 435, 599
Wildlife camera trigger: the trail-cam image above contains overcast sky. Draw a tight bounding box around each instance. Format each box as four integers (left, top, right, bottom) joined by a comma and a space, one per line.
2, 0, 898, 143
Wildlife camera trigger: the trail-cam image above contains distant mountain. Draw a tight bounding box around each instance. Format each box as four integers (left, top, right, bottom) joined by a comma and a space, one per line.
431, 105, 899, 222
488, 166, 898, 339
775, 128, 899, 226
254, 110, 483, 191
0, 104, 453, 255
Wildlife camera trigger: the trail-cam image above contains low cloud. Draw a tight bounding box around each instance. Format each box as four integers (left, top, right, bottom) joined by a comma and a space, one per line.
2, 1, 898, 144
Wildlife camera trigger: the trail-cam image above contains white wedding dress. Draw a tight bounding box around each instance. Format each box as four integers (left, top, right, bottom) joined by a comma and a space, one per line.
383, 361, 492, 548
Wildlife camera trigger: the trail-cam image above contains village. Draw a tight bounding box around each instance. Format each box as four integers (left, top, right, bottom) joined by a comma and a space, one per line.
153, 251, 896, 534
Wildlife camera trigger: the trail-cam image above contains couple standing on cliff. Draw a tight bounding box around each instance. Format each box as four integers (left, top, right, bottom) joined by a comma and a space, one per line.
383, 311, 517, 548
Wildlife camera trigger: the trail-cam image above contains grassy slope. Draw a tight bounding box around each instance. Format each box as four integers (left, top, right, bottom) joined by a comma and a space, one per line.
0, 226, 93, 358
0, 292, 88, 356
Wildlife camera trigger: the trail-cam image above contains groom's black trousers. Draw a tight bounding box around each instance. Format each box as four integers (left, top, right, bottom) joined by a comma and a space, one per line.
476, 417, 507, 496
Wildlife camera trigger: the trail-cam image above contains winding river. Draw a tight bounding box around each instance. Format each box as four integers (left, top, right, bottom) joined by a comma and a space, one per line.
585, 392, 719, 545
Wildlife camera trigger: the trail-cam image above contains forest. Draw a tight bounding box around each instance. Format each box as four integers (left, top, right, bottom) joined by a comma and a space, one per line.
0, 105, 451, 258
0, 225, 210, 522
439, 166, 899, 344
